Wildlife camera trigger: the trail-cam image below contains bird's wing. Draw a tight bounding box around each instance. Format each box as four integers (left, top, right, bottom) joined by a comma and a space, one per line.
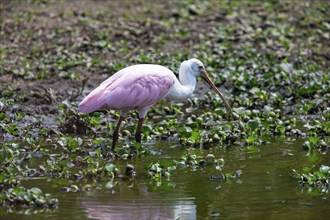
99, 67, 128, 87
104, 73, 175, 110
78, 65, 175, 113
78, 67, 128, 113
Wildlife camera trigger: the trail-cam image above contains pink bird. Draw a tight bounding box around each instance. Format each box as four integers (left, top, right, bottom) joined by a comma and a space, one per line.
78, 58, 232, 149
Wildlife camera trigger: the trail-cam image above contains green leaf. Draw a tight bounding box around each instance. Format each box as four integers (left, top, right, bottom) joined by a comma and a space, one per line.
0, 173, 6, 183
322, 121, 330, 129
247, 118, 260, 132
303, 167, 312, 173
308, 136, 320, 146
179, 126, 192, 138
105, 163, 116, 172
225, 173, 232, 178
276, 122, 285, 134
6, 166, 18, 175
12, 187, 24, 196
214, 108, 225, 116
30, 187, 43, 196
247, 135, 257, 144
315, 171, 325, 178
220, 123, 233, 132
191, 130, 201, 142
24, 194, 33, 202
15, 112, 26, 121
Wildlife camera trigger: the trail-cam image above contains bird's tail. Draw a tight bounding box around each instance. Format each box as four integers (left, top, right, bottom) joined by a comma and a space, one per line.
78, 85, 107, 113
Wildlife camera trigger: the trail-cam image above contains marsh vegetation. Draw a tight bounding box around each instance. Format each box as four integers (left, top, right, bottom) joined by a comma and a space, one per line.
1, 0, 329, 219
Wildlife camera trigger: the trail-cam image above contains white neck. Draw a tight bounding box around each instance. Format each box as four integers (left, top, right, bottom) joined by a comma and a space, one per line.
166, 65, 197, 101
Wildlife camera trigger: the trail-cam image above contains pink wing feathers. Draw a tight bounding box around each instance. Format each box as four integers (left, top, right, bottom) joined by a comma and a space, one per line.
78, 67, 128, 113
78, 65, 176, 116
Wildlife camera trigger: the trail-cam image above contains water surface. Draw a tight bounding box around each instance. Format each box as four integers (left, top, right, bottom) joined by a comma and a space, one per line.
2, 138, 329, 220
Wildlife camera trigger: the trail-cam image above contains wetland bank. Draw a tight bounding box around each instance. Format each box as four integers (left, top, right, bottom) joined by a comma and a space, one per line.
0, 0, 329, 219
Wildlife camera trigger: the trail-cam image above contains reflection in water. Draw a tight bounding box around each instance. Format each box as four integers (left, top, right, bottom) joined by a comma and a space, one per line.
81, 186, 196, 220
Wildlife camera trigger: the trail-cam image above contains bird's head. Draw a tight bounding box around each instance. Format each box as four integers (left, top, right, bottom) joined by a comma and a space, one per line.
182, 58, 205, 77
183, 58, 233, 112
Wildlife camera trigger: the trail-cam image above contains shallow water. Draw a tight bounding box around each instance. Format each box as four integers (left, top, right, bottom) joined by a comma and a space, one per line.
2, 138, 329, 220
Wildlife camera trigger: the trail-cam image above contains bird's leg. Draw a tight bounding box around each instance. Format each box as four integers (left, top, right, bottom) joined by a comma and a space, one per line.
135, 118, 144, 143
112, 116, 124, 150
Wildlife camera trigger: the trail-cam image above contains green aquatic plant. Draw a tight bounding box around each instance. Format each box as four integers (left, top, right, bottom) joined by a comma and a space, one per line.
0, 187, 58, 208
293, 165, 329, 194
304, 119, 330, 137
302, 136, 328, 155
178, 126, 202, 146
0, 143, 59, 209
147, 162, 175, 180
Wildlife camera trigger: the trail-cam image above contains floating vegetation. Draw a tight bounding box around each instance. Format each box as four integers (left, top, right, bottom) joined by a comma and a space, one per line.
0, 143, 58, 209
147, 149, 241, 184
293, 165, 330, 194
0, 187, 58, 209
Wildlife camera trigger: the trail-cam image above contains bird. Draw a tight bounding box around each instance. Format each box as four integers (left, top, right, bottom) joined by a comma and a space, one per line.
78, 58, 232, 149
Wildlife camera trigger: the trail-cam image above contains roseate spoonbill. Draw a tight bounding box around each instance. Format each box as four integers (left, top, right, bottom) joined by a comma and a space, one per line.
78, 58, 232, 149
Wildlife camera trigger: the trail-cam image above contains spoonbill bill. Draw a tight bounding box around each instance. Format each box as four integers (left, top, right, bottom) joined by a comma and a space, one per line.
78, 58, 232, 149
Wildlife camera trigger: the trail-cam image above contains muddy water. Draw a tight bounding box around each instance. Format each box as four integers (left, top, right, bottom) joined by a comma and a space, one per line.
3, 138, 330, 220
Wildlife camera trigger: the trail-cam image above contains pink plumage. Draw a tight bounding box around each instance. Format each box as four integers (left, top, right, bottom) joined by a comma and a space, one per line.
78, 59, 232, 149
78, 64, 176, 118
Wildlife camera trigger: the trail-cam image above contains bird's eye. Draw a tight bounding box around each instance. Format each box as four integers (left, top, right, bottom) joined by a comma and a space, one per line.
198, 65, 203, 70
